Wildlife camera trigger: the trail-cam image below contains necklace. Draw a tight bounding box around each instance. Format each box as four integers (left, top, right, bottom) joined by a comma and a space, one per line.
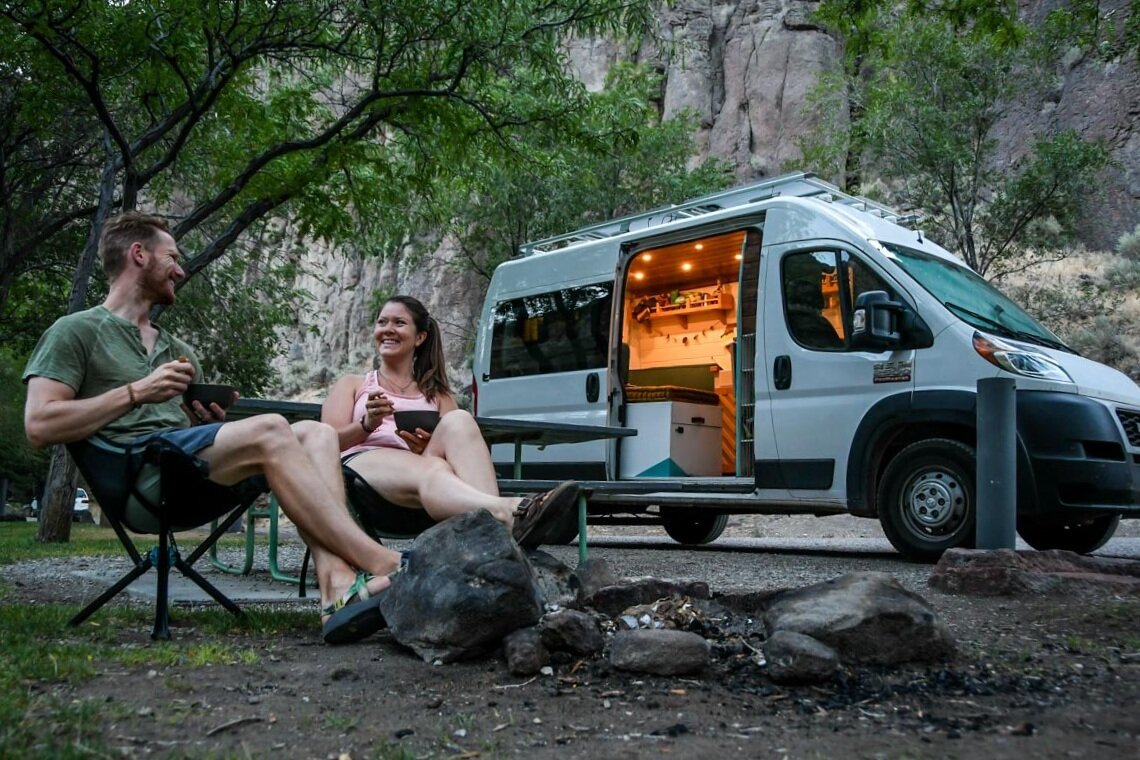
378, 368, 416, 394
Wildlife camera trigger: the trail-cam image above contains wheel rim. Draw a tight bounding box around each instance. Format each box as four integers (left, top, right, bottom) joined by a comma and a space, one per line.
900, 467, 967, 537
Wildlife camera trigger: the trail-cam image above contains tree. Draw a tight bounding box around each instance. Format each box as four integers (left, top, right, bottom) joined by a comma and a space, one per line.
1, 0, 657, 541
803, 6, 1111, 278
449, 63, 731, 281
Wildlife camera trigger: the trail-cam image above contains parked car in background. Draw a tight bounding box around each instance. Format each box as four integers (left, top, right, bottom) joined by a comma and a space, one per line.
73, 487, 92, 522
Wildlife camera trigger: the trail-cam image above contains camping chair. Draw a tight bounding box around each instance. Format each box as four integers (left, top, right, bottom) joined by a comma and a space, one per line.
66, 434, 266, 640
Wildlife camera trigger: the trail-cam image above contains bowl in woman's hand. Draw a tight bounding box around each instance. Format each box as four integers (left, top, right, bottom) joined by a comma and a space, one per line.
183, 383, 238, 410
393, 410, 440, 434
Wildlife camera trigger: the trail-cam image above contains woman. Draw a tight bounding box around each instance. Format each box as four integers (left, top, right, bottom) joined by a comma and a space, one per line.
322, 295, 577, 546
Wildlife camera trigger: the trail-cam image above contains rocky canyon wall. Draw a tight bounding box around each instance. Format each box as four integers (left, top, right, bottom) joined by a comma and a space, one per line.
279, 0, 1139, 396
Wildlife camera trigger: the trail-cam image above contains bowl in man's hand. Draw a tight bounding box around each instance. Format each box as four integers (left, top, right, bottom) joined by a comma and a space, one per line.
393, 410, 440, 434
183, 383, 238, 410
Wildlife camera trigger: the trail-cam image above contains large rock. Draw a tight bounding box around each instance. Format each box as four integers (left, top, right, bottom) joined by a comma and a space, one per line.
763, 572, 954, 665
929, 548, 1140, 596
540, 609, 605, 656
764, 630, 840, 684
379, 510, 544, 663
609, 629, 710, 675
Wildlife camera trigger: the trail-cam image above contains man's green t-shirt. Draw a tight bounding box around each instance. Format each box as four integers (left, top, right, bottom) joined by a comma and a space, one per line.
22, 305, 203, 442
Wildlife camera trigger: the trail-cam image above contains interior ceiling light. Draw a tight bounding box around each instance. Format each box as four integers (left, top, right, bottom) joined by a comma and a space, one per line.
633, 271, 645, 280
641, 253, 652, 262
681, 262, 693, 272
695, 243, 704, 250
734, 253, 743, 260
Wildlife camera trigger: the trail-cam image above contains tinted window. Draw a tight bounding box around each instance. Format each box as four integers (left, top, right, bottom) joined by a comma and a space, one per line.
490, 284, 612, 378
782, 250, 893, 350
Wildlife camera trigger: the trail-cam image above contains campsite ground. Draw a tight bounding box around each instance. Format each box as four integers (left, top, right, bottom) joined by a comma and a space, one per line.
1, 515, 1137, 759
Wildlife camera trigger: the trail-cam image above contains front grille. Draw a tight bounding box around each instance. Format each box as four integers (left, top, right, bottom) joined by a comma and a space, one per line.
1117, 409, 1140, 448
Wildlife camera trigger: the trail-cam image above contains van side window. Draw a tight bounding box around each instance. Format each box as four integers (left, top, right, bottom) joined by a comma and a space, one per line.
783, 250, 894, 350
489, 284, 612, 378
839, 251, 893, 340
783, 251, 844, 350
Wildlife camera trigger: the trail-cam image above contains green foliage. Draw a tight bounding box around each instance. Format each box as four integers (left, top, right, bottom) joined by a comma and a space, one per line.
1117, 223, 1140, 260
1039, 0, 1140, 61
449, 63, 732, 280
808, 9, 1112, 277
0, 350, 49, 504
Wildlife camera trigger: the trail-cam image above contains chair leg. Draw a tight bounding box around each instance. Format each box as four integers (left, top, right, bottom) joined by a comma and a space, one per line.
298, 547, 311, 598
152, 533, 172, 640
176, 556, 244, 618
68, 557, 152, 627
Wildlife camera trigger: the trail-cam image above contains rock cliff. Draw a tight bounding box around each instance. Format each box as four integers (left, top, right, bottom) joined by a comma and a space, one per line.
281, 0, 1139, 395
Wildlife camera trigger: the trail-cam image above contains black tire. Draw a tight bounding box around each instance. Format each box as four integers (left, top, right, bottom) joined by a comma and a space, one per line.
1017, 513, 1120, 554
878, 439, 976, 562
661, 509, 728, 545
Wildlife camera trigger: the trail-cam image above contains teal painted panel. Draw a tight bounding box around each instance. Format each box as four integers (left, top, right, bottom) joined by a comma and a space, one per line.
636, 458, 688, 477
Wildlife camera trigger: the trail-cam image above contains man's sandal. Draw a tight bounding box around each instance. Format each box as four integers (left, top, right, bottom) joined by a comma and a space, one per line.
512, 480, 580, 549
321, 572, 387, 645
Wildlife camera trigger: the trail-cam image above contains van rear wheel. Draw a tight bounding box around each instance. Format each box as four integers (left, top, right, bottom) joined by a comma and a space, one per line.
878, 439, 976, 562
661, 509, 728, 545
1017, 513, 1119, 554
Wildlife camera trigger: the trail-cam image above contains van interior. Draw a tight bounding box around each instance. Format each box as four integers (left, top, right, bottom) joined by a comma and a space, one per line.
619, 229, 759, 479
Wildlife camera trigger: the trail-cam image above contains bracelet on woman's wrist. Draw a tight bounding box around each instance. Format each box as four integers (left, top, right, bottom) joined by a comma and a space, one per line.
360, 413, 375, 434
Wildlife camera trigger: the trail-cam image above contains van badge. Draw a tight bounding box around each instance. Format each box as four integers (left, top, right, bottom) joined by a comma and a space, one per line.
873, 360, 912, 384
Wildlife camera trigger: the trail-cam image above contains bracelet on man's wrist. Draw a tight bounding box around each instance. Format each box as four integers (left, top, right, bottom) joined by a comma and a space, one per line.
126, 383, 139, 409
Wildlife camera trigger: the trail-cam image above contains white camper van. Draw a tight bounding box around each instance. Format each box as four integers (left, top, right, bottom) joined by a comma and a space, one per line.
472, 172, 1140, 560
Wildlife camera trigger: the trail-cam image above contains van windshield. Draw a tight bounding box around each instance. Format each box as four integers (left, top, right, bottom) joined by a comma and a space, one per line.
879, 242, 1072, 353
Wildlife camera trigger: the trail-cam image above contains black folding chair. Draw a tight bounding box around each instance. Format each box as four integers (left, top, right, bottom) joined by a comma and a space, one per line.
66, 435, 266, 640
296, 464, 436, 591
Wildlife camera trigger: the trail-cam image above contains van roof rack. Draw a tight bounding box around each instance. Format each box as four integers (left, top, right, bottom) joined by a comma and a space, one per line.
518, 171, 914, 257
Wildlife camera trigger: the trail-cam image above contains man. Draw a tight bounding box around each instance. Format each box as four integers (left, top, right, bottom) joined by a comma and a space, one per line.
23, 211, 399, 644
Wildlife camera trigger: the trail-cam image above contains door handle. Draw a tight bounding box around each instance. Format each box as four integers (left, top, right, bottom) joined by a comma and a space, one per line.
586, 372, 600, 403
773, 355, 792, 390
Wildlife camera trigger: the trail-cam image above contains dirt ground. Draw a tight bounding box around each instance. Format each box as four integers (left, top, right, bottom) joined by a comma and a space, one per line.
8, 516, 1140, 759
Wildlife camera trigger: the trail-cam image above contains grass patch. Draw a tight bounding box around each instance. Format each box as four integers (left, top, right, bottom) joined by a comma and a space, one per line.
0, 522, 309, 758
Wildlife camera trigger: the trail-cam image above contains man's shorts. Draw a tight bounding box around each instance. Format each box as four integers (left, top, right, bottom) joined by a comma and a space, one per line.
124, 424, 265, 532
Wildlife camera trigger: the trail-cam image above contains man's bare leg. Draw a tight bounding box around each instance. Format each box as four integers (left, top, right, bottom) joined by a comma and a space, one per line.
197, 415, 401, 599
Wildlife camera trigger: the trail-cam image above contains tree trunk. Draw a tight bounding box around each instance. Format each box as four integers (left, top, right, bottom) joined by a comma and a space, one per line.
36, 446, 75, 543
36, 149, 117, 543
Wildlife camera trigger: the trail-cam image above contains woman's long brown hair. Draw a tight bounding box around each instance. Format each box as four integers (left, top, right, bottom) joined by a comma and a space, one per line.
384, 295, 451, 402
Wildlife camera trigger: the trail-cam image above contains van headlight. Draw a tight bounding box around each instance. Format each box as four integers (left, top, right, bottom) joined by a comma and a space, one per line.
972, 332, 1073, 383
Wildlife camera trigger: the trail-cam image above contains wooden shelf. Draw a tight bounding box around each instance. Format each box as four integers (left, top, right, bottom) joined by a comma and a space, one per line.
647, 293, 734, 327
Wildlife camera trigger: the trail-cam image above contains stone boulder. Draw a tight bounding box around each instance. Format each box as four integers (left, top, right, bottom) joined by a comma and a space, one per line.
541, 609, 605, 656
379, 510, 544, 663
763, 572, 954, 665
929, 548, 1140, 596
764, 630, 840, 684
503, 627, 549, 676
609, 629, 710, 676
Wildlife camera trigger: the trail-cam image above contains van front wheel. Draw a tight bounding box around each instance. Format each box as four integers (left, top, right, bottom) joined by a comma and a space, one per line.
661, 509, 728, 545
878, 439, 976, 562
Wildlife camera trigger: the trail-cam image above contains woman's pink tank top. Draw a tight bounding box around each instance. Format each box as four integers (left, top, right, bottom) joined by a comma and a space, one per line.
341, 370, 440, 456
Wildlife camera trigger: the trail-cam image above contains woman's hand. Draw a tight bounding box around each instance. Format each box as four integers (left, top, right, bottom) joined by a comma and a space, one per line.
363, 391, 393, 431
398, 428, 432, 455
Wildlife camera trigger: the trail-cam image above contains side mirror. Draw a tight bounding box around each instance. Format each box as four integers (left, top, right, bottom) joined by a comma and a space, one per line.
851, 291, 932, 351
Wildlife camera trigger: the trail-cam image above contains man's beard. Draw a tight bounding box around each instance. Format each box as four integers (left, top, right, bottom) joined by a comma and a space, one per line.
143, 266, 176, 306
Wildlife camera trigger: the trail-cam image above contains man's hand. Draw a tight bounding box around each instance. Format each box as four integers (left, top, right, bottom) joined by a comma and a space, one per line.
397, 428, 432, 455
134, 358, 195, 405
182, 391, 237, 425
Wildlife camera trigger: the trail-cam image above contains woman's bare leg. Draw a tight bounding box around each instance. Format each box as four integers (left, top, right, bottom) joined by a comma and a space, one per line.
421, 410, 502, 495
347, 446, 517, 525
